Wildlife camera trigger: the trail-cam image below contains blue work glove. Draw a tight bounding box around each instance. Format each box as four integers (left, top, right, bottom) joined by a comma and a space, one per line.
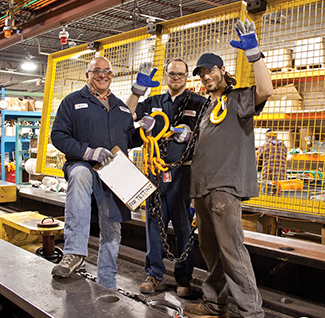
139, 114, 156, 134
230, 19, 263, 63
132, 62, 160, 96
83, 147, 115, 166
171, 124, 192, 143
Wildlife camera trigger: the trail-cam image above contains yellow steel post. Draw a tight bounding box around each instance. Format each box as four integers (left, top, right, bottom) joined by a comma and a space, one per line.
151, 33, 165, 96
235, 2, 255, 89
36, 54, 55, 174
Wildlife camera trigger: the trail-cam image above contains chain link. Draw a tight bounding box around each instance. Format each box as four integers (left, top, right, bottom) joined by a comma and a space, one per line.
77, 271, 97, 282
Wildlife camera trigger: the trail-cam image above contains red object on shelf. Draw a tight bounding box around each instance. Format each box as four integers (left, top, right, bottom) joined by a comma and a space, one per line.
6, 164, 15, 184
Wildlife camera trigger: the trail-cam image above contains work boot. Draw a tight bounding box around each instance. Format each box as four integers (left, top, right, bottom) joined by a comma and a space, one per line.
140, 276, 160, 294
51, 254, 86, 278
184, 303, 229, 318
176, 276, 192, 297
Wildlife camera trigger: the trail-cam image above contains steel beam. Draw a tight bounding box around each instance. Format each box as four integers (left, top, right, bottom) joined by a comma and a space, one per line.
0, 239, 168, 318
0, 0, 124, 50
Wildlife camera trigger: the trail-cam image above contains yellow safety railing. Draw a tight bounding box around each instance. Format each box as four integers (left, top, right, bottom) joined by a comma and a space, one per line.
247, 0, 325, 216
37, 1, 243, 177
37, 0, 325, 217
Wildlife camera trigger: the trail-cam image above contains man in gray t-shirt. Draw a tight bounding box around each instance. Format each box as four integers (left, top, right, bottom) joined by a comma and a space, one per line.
184, 19, 273, 318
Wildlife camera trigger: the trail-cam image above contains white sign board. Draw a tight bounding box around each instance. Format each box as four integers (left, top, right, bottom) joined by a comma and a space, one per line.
97, 146, 156, 211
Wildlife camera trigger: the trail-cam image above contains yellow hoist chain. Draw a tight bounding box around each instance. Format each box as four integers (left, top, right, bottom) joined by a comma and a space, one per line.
140, 110, 179, 176
140, 110, 197, 229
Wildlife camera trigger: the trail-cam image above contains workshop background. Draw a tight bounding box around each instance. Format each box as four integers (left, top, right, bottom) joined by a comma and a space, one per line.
0, 0, 325, 242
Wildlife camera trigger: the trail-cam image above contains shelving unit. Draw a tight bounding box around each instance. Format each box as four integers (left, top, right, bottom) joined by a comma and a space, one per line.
255, 110, 325, 122
0, 109, 42, 181
270, 69, 325, 84
15, 117, 41, 185
254, 68, 325, 123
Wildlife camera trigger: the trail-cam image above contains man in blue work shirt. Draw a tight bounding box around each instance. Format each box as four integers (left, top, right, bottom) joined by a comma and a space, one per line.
51, 56, 154, 290
126, 58, 207, 297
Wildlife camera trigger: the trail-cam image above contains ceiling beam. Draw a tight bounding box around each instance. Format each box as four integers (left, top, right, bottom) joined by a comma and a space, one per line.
0, 0, 124, 50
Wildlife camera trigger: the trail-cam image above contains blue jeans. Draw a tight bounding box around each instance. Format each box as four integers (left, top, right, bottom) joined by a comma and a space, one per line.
195, 190, 264, 318
63, 163, 121, 290
145, 165, 194, 281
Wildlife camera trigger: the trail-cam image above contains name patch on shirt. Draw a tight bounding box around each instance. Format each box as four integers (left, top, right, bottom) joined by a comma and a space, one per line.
183, 110, 196, 117
152, 107, 162, 112
119, 106, 131, 113
75, 103, 88, 109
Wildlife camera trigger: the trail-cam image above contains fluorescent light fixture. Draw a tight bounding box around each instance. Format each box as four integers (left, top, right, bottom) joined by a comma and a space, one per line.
21, 61, 37, 71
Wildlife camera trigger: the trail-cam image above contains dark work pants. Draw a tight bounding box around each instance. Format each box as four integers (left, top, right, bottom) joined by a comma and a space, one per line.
195, 190, 264, 318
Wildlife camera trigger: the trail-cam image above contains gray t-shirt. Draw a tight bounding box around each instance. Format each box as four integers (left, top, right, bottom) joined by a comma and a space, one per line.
190, 86, 266, 200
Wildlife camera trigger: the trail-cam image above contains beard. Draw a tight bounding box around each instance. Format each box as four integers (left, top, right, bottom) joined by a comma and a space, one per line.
206, 86, 219, 93
205, 74, 224, 93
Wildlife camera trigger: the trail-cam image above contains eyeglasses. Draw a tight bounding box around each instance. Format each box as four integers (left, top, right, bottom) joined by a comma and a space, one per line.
197, 66, 220, 78
88, 68, 114, 76
166, 71, 188, 79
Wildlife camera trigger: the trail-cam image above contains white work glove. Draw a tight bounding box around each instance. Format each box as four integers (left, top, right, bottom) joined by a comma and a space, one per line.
171, 124, 192, 143
139, 114, 156, 134
132, 62, 160, 96
230, 19, 263, 63
83, 147, 115, 166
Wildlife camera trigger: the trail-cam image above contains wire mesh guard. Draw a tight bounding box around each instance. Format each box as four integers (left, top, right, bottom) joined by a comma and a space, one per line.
39, 0, 325, 216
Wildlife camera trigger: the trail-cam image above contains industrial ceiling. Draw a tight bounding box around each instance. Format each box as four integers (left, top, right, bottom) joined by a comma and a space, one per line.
0, 0, 239, 96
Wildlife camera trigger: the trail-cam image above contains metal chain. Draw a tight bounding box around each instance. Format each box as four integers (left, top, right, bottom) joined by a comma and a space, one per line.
118, 288, 187, 317
148, 171, 196, 263
77, 271, 97, 282
77, 273, 187, 316
158, 89, 192, 161
167, 85, 232, 169
167, 95, 211, 170
146, 95, 212, 264
172, 89, 192, 127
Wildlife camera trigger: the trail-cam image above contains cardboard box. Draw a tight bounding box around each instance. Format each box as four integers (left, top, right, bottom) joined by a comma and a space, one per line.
295, 37, 325, 67
287, 159, 323, 171
35, 101, 43, 111
271, 84, 303, 100
27, 100, 36, 111
5, 97, 20, 110
241, 214, 276, 234
289, 130, 298, 149
20, 100, 36, 111
288, 128, 315, 153
264, 84, 303, 113
264, 99, 302, 113
3, 98, 36, 111
265, 48, 293, 70
300, 127, 313, 150
29, 137, 38, 149
20, 100, 28, 111
242, 214, 261, 232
